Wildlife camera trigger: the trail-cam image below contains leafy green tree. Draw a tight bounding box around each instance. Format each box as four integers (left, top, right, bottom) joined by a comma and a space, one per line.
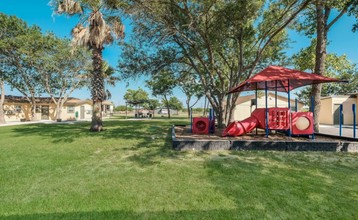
37, 36, 92, 120
293, 41, 358, 104
178, 73, 204, 118
0, 13, 28, 123
167, 97, 183, 111
102, 61, 120, 101
120, 0, 311, 127
294, 0, 358, 131
146, 70, 176, 119
0, 22, 47, 120
50, 0, 125, 131
143, 99, 160, 117
115, 105, 133, 111
123, 88, 149, 106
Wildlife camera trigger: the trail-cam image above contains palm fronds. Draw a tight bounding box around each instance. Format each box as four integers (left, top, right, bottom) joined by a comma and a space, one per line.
57, 0, 82, 15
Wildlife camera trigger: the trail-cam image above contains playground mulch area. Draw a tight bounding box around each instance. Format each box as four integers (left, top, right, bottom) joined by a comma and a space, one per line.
174, 125, 358, 142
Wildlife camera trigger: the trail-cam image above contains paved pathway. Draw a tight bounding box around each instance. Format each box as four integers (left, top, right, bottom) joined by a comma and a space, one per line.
319, 124, 358, 139
0, 119, 90, 127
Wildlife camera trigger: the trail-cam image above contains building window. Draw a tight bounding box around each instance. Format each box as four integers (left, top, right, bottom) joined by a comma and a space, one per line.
36, 106, 41, 113
14, 105, 22, 113
67, 106, 75, 113
5, 110, 14, 115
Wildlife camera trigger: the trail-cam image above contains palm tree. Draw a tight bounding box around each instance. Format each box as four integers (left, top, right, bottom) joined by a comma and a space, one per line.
50, 0, 124, 131
102, 61, 119, 100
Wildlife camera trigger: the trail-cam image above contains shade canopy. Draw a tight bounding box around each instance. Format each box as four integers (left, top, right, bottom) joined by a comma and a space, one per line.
228, 65, 344, 94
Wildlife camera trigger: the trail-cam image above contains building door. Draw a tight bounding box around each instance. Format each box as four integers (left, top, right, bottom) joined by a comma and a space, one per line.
333, 104, 343, 125
80, 106, 85, 119
41, 105, 49, 120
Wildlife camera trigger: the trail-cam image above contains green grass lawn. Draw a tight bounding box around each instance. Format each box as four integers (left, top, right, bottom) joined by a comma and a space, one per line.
0, 116, 357, 219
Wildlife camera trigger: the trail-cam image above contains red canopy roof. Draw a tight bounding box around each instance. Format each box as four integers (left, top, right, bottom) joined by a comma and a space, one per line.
228, 65, 344, 94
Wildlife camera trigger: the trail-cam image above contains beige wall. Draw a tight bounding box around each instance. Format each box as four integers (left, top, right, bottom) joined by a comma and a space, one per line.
319, 98, 333, 124
3, 103, 27, 122
4, 102, 113, 122
337, 97, 356, 125
319, 97, 358, 125
234, 94, 304, 121
61, 103, 93, 120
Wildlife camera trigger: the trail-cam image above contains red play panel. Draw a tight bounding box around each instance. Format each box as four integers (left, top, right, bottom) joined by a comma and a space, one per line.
291, 112, 314, 135
192, 117, 209, 134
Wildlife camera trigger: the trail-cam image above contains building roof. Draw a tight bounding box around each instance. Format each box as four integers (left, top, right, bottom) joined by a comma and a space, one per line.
320, 94, 357, 100
3, 95, 81, 104
3, 95, 113, 106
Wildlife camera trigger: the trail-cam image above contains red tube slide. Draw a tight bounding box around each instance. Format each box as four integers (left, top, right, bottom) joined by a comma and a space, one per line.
222, 108, 265, 137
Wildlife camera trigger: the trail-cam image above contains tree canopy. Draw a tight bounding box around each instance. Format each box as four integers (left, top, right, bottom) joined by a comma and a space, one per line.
120, 0, 311, 126
293, 40, 358, 104
123, 88, 149, 105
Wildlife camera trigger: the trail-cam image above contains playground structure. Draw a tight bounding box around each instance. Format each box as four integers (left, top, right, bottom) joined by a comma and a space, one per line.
222, 65, 346, 138
222, 107, 314, 136
188, 66, 357, 138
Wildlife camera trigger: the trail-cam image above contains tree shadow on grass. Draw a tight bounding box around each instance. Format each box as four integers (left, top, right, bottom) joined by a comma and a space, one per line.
0, 209, 243, 220
10, 120, 170, 143
10, 119, 189, 165
125, 125, 190, 166
10, 122, 92, 143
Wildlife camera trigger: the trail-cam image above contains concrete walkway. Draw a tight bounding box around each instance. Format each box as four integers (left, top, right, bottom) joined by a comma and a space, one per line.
0, 119, 90, 127
319, 124, 358, 139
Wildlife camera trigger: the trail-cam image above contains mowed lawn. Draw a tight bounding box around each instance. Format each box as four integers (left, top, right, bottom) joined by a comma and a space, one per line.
0, 117, 357, 219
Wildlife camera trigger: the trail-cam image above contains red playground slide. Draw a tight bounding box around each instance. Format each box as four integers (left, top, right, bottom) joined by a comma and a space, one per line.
222, 108, 266, 136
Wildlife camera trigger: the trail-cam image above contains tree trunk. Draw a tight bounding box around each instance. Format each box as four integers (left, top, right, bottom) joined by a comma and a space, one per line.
90, 47, 105, 132
207, 95, 225, 129
31, 97, 36, 121
56, 102, 62, 120
186, 96, 191, 118
0, 80, 5, 124
215, 105, 225, 129
164, 95, 171, 119
312, 0, 327, 133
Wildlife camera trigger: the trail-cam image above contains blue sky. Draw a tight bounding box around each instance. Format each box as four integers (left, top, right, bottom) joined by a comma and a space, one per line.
1, 1, 357, 107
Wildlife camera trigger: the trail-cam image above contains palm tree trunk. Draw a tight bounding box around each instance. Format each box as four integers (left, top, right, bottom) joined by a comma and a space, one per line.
90, 47, 105, 132
0, 80, 5, 124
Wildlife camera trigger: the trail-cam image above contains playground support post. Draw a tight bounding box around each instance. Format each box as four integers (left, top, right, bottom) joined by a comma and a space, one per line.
190, 108, 193, 133
265, 81, 269, 138
287, 79, 291, 137
310, 96, 315, 139
209, 108, 215, 134
353, 104, 356, 138
295, 99, 298, 112
339, 104, 343, 137
256, 83, 258, 135
275, 80, 278, 108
